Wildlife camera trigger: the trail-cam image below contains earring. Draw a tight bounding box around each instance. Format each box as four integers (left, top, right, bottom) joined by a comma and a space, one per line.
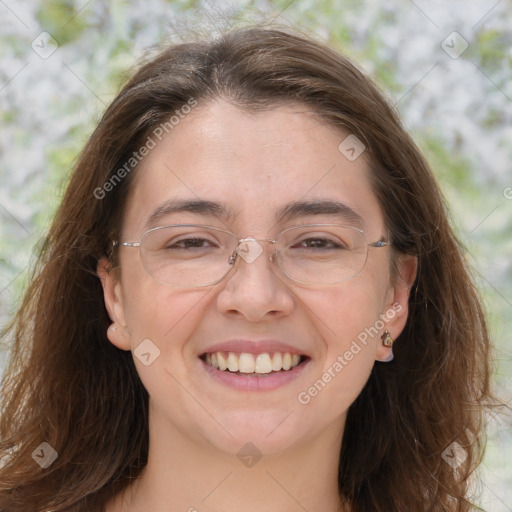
381, 330, 394, 347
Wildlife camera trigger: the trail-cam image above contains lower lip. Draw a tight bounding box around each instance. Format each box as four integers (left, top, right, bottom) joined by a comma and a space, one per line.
200, 357, 310, 391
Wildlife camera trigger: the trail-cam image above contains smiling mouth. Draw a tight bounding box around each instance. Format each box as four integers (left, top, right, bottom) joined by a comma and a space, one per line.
200, 351, 308, 376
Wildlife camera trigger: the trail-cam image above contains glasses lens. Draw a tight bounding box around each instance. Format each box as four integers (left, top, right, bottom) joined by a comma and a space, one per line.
276, 225, 368, 285
140, 225, 237, 287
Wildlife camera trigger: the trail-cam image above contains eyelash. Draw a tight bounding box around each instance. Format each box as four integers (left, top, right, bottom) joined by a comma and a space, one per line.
292, 237, 346, 250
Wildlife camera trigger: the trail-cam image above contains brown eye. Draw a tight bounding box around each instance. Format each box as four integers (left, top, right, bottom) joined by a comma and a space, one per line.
166, 238, 216, 249
292, 237, 347, 250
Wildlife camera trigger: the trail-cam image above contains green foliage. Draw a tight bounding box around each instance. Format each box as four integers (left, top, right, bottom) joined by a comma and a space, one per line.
36, 0, 90, 46
476, 29, 510, 70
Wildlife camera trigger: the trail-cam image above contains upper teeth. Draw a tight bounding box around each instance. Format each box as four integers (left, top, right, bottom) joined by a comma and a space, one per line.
204, 352, 301, 374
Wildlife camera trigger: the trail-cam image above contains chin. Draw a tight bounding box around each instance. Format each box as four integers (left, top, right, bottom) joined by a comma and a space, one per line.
200, 409, 308, 456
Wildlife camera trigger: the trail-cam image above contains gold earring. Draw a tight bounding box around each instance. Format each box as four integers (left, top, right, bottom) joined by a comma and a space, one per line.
381, 330, 394, 347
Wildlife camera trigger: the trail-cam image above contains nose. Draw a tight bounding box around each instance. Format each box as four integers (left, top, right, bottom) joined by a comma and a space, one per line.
216, 238, 295, 322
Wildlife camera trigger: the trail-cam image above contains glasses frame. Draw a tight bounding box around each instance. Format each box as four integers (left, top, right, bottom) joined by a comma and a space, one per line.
112, 223, 391, 287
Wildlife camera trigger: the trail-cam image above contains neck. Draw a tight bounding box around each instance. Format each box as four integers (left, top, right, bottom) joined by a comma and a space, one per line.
107, 403, 350, 512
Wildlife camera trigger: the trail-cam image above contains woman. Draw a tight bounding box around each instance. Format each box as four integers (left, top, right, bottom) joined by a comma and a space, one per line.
0, 26, 492, 511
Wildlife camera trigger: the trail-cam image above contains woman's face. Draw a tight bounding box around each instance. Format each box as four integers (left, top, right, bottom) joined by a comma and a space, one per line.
100, 100, 414, 456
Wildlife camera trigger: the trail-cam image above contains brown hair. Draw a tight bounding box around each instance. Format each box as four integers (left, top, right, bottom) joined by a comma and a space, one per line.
0, 26, 492, 511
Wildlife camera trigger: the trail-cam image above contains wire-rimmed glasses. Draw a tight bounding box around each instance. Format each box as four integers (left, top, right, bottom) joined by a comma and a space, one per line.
113, 224, 390, 287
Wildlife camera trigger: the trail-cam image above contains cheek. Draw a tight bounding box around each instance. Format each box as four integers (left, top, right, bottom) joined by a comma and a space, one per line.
124, 287, 207, 345
294, 285, 383, 418
306, 279, 388, 352
119, 257, 208, 353
121, 283, 211, 402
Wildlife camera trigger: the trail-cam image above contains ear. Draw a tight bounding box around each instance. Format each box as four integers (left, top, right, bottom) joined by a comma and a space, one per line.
97, 257, 131, 351
375, 253, 418, 361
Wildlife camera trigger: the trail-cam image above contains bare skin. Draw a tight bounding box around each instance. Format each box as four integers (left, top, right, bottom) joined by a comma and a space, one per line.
99, 100, 416, 512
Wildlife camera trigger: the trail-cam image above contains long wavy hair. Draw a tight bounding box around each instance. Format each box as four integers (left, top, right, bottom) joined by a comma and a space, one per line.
0, 26, 492, 511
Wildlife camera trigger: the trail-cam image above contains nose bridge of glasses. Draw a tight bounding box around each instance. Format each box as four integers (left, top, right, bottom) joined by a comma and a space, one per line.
230, 237, 277, 265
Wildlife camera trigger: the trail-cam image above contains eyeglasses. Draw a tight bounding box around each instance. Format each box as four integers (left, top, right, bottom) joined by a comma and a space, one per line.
113, 224, 390, 287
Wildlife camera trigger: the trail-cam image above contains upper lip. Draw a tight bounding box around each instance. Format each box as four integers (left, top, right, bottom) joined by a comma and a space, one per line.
200, 339, 309, 357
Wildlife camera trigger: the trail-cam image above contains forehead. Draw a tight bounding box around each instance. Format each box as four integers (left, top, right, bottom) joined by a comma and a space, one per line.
122, 100, 384, 237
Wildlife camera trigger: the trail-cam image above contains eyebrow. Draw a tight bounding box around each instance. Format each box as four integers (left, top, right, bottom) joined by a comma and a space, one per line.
143, 198, 364, 231
143, 199, 234, 231
276, 200, 364, 228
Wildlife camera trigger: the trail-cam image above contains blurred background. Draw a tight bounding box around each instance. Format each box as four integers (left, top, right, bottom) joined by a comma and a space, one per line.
0, 0, 510, 509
